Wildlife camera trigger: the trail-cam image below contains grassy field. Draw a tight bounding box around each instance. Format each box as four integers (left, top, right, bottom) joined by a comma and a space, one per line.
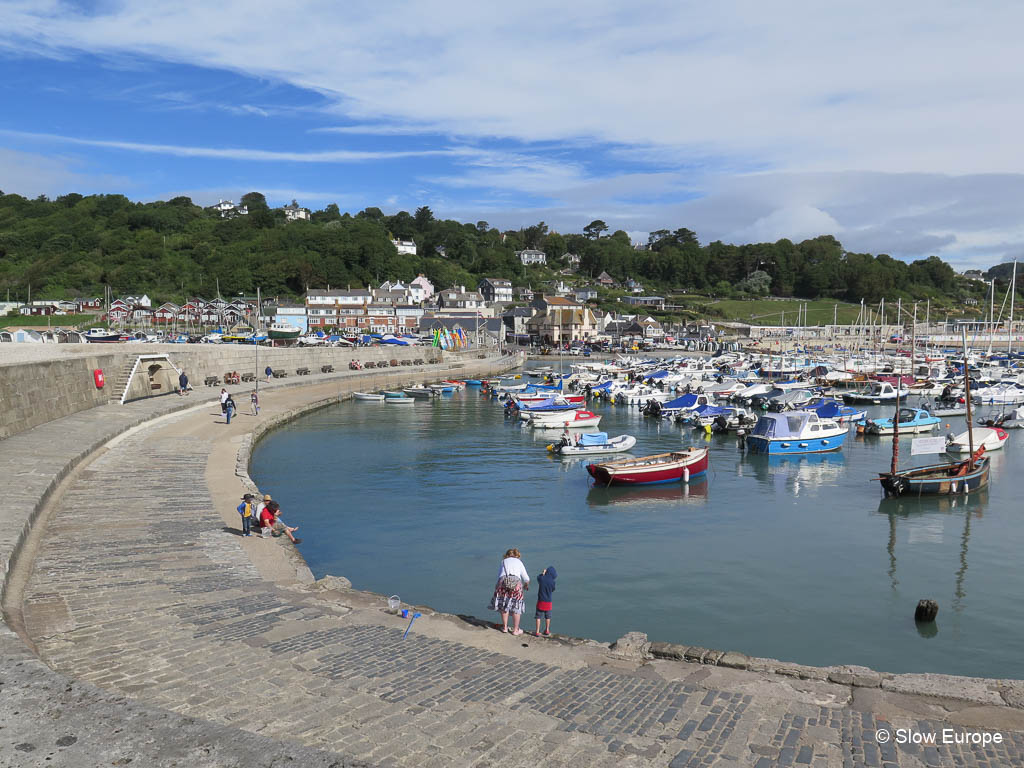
1, 314, 93, 328
708, 298, 864, 326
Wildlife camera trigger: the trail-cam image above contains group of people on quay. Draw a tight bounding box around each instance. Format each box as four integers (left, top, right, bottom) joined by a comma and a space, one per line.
487, 548, 558, 637
236, 493, 300, 543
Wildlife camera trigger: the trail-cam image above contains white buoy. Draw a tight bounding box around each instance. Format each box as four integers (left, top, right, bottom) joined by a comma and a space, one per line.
683, 467, 690, 483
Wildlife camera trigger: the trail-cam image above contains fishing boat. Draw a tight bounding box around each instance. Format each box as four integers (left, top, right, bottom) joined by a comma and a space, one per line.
586, 447, 709, 485
267, 321, 302, 340
83, 328, 121, 343
842, 381, 901, 405
877, 327, 990, 497
946, 426, 1009, 453
860, 407, 940, 436
744, 411, 847, 454
382, 390, 406, 399
353, 392, 385, 401
528, 409, 602, 429
547, 432, 637, 456
384, 396, 415, 405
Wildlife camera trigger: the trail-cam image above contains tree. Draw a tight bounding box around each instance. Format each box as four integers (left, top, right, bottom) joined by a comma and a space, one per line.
476, 221, 489, 233
583, 220, 608, 239
240, 192, 268, 211
414, 206, 434, 231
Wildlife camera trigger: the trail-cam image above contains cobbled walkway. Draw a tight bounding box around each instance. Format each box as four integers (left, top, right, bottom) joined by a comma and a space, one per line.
10, 376, 1024, 766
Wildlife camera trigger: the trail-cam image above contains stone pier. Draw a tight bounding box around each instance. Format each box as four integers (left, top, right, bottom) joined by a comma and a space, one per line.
3, 350, 1024, 767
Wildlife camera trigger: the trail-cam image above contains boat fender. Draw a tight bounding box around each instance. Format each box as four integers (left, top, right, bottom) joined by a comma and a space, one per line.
683, 467, 690, 484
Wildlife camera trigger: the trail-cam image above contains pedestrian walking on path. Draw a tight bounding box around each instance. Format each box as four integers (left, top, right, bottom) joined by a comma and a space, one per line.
265, 365, 273, 382
534, 566, 557, 637
250, 390, 259, 416
488, 548, 529, 635
220, 388, 229, 414
225, 394, 236, 424
178, 370, 190, 395
237, 493, 255, 536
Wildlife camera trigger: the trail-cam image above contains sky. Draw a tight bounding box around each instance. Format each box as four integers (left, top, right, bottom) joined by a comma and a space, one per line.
2, 1, 1024, 270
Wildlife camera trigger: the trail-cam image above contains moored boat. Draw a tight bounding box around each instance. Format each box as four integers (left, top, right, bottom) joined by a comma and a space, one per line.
528, 409, 602, 429
586, 447, 709, 485
861, 407, 940, 436
745, 411, 847, 454
353, 392, 385, 401
83, 327, 121, 343
878, 454, 989, 496
548, 432, 637, 456
946, 426, 1009, 453
385, 396, 415, 405
842, 381, 901, 405
404, 387, 436, 398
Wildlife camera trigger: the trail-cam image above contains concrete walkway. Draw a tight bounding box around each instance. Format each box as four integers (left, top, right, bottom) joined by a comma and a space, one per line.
5, 356, 1024, 767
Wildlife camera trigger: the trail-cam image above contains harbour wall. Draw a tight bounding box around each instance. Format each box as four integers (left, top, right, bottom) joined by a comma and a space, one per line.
0, 351, 524, 765
0, 343, 444, 440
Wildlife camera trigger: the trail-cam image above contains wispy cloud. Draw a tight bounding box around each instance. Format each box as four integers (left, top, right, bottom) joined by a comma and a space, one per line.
0, 129, 469, 163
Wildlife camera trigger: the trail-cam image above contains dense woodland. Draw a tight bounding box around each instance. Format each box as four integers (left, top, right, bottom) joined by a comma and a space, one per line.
0, 191, 998, 307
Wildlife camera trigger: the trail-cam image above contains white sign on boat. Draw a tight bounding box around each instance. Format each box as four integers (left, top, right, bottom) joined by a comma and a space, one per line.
911, 436, 948, 455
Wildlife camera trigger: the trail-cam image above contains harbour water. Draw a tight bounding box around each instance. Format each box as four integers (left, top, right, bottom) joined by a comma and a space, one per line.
251, 370, 1024, 678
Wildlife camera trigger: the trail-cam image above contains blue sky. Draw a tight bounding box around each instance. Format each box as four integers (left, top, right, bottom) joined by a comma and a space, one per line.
2, 1, 1024, 269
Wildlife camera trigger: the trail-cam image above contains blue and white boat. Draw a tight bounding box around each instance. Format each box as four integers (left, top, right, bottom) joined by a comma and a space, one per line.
745, 411, 848, 454
861, 407, 941, 436
806, 400, 867, 424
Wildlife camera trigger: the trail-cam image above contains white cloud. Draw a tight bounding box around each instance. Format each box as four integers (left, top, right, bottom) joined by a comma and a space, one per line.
4, 1, 1024, 268
0, 129, 468, 163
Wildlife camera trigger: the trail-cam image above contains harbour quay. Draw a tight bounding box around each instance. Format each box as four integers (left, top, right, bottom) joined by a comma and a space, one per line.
3, 349, 1024, 767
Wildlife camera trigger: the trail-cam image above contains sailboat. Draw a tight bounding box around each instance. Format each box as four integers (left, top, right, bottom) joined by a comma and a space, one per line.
877, 328, 989, 497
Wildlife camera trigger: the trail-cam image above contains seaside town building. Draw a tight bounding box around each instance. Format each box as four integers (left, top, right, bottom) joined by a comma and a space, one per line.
282, 200, 311, 222
477, 277, 513, 304
516, 248, 547, 266
392, 239, 417, 255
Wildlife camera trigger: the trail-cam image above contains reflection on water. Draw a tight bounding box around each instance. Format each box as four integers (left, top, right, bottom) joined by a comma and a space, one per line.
586, 478, 709, 508
251, 368, 1024, 678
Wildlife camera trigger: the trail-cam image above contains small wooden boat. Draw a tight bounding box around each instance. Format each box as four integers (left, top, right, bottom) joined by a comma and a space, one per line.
385, 396, 415, 405
382, 391, 406, 399
587, 448, 709, 485
548, 433, 637, 456
878, 454, 989, 496
353, 392, 385, 401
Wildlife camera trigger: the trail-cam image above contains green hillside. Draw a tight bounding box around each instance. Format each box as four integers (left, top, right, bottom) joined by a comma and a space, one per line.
0, 191, 995, 316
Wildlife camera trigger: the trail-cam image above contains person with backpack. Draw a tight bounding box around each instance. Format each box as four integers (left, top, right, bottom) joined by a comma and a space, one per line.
225, 393, 236, 424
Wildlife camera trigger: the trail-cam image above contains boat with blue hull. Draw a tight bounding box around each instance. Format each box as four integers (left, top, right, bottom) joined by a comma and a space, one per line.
860, 407, 941, 436
745, 411, 847, 454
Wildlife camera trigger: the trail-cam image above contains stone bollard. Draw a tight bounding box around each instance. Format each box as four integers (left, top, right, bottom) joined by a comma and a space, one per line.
915, 599, 939, 622
610, 631, 652, 661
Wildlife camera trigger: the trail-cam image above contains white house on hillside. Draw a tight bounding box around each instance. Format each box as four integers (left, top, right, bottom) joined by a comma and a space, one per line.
392, 239, 417, 255
516, 249, 547, 266
283, 200, 311, 221
214, 200, 248, 218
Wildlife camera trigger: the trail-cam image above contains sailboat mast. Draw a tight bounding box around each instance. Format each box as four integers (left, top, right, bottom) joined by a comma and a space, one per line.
962, 327, 975, 466
1009, 261, 1017, 356
987, 278, 995, 355
255, 286, 260, 395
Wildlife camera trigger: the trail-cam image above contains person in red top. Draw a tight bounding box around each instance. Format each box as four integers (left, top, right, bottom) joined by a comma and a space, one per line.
260, 500, 299, 544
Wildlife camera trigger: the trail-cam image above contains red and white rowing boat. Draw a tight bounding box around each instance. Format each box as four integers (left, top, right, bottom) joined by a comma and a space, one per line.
587, 448, 709, 485
527, 409, 602, 429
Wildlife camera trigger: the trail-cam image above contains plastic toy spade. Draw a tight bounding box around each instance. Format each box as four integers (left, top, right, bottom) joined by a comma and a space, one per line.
402, 612, 422, 639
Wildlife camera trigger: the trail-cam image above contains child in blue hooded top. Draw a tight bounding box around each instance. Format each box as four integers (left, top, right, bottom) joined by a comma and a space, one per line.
534, 566, 557, 637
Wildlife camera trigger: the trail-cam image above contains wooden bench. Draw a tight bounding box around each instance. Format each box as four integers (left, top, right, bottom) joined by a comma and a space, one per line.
204, 376, 219, 386
241, 372, 256, 382
321, 365, 334, 373
272, 369, 288, 378
296, 367, 310, 376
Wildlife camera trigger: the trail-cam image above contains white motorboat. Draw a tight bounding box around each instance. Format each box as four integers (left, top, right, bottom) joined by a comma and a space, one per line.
946, 426, 1009, 453
528, 410, 602, 429
548, 433, 637, 456
404, 387, 436, 398
353, 392, 385, 401
385, 396, 415, 405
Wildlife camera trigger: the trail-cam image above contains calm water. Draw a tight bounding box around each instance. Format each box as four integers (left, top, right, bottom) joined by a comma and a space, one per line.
251, 370, 1024, 678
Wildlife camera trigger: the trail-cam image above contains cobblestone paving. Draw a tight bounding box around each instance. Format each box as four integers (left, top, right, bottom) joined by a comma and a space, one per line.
17, 421, 1024, 767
